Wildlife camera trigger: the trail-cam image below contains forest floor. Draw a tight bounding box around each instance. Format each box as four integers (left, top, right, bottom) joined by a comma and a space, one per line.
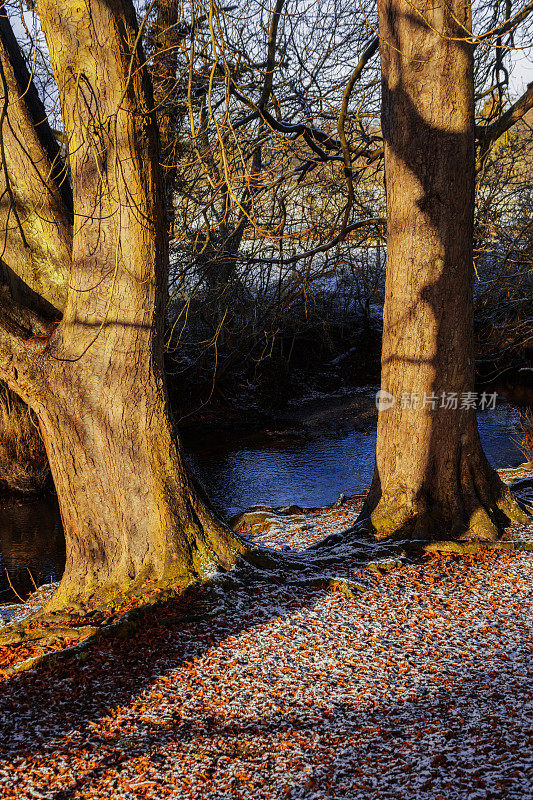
1, 466, 533, 799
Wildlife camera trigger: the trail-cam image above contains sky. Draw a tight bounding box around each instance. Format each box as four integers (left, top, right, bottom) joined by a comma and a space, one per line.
7, 3, 533, 118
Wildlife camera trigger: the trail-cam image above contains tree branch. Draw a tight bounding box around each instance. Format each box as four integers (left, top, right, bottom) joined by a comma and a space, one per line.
474, 1, 533, 45
337, 36, 380, 234
0, 283, 58, 341
476, 81, 533, 169
231, 35, 380, 167
239, 217, 385, 266
476, 81, 533, 145
0, 53, 27, 249
0, 3, 71, 313
0, 2, 72, 216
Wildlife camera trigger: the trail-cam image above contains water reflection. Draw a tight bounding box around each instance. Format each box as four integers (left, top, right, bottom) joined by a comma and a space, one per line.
190, 403, 526, 517
188, 430, 377, 517
0, 495, 64, 603
0, 398, 529, 602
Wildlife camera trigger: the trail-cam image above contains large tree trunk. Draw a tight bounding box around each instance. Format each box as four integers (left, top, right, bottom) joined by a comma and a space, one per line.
360, 0, 527, 541
33, 359, 242, 610
0, 0, 247, 611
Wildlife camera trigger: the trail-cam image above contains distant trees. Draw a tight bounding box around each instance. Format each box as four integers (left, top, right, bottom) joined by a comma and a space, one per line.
142, 0, 532, 409
144, 0, 386, 390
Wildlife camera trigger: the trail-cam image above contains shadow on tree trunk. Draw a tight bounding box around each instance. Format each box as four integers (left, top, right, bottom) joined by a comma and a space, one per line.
358, 0, 530, 542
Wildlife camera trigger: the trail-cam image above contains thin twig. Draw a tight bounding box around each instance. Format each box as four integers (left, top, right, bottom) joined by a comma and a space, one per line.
4, 567, 24, 603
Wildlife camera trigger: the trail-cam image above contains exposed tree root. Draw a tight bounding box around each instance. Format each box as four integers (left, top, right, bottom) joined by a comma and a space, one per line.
0, 562, 372, 675
2, 606, 147, 675
357, 474, 531, 543
3, 535, 533, 677
0, 535, 365, 650
3, 498, 532, 671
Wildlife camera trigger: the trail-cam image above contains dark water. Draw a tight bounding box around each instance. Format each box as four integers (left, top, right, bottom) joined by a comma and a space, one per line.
0, 397, 530, 602
0, 495, 65, 604
190, 402, 528, 517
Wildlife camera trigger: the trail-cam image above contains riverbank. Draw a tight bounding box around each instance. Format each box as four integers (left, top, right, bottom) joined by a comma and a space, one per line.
0, 391, 528, 604
177, 370, 533, 449
1, 466, 532, 799
179, 386, 379, 452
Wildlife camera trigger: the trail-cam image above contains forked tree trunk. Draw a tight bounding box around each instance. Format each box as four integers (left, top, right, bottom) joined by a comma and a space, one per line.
0, 0, 247, 611
360, 0, 527, 541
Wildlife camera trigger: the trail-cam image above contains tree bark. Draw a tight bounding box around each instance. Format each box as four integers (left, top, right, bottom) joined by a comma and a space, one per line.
149, 0, 184, 216
360, 0, 528, 541
0, 2, 71, 313
34, 368, 242, 609
0, 2, 73, 492
0, 0, 247, 610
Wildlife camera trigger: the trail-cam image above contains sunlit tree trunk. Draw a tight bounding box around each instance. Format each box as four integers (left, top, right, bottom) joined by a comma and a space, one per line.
0, 0, 246, 610
360, 0, 527, 540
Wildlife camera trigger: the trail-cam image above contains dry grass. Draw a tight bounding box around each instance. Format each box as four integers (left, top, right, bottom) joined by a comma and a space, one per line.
0, 385, 49, 493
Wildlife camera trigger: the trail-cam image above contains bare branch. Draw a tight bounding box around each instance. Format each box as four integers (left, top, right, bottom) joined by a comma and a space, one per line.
476, 81, 533, 167
475, 1, 533, 45
240, 217, 385, 266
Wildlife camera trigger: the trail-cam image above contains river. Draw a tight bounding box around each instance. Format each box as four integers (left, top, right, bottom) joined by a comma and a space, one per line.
0, 392, 530, 602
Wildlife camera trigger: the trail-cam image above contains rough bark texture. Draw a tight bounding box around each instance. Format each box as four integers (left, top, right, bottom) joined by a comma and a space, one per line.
360, 0, 528, 541
0, 3, 74, 492
0, 3, 71, 313
0, 0, 247, 610
150, 0, 183, 215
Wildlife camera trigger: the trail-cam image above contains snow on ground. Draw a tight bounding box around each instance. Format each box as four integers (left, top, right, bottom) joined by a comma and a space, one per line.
0, 467, 532, 799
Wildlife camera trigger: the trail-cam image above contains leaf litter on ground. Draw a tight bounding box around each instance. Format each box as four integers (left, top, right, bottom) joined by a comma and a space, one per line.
0, 465, 533, 799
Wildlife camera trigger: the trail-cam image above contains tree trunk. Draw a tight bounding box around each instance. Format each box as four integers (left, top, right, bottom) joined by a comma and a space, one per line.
33, 361, 242, 610
360, 0, 527, 541
149, 0, 183, 215
0, 2, 72, 493
0, 0, 247, 611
